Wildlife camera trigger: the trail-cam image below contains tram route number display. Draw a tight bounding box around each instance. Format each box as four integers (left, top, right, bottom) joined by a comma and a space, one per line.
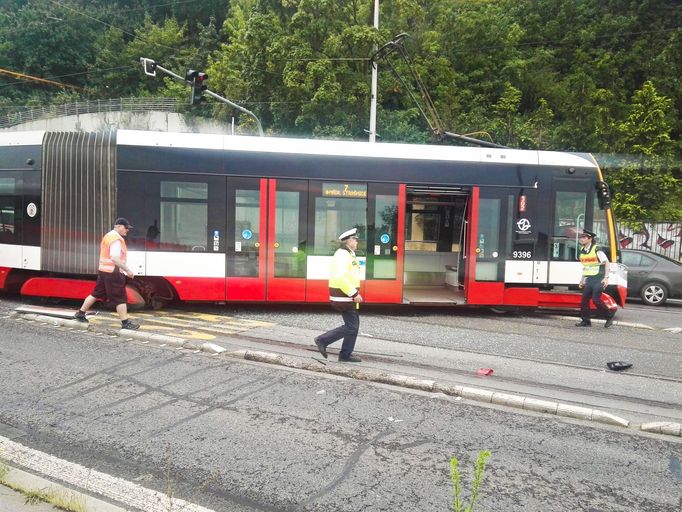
512, 250, 532, 259
322, 182, 367, 198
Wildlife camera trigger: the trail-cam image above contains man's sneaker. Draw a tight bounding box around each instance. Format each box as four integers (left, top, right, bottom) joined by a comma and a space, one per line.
604, 316, 614, 328
338, 354, 362, 363
121, 319, 140, 330
74, 311, 89, 323
575, 320, 591, 327
314, 337, 328, 359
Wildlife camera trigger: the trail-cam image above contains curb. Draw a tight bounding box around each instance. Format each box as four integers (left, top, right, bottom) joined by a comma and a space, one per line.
235, 350, 632, 429
15, 313, 682, 438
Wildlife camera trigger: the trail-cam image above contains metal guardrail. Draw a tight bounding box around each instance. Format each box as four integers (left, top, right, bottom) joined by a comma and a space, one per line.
0, 97, 179, 129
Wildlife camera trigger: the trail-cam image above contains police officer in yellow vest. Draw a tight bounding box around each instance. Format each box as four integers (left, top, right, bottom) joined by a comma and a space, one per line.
313, 228, 363, 362
74, 218, 140, 330
576, 229, 615, 328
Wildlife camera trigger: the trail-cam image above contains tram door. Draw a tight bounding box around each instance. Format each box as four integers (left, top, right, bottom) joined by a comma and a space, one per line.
0, 171, 40, 270
266, 179, 308, 301
461, 186, 508, 305
547, 178, 596, 285
225, 177, 267, 301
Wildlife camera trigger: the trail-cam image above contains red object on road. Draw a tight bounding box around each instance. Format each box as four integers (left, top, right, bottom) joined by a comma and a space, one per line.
476, 368, 494, 376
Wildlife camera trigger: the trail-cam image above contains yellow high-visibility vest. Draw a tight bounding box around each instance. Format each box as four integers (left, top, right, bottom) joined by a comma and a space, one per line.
579, 243, 604, 277
328, 248, 361, 308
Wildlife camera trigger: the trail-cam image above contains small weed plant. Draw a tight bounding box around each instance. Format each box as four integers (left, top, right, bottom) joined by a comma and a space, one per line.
450, 450, 492, 512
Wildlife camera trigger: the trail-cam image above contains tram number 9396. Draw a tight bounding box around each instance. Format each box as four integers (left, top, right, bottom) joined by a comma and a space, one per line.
512, 250, 532, 259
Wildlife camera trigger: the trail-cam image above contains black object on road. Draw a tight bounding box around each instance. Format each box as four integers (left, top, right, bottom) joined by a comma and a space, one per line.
607, 361, 633, 371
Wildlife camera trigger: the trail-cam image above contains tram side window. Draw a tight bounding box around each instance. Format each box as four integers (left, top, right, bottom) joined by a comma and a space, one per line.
475, 198, 501, 281
159, 181, 208, 252
551, 191, 586, 261
0, 177, 17, 244
230, 189, 260, 277
371, 194, 398, 279
313, 196, 367, 256
406, 204, 440, 251
591, 197, 609, 247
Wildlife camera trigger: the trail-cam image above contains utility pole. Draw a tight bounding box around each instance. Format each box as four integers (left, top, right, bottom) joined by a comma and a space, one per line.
140, 58, 264, 137
368, 0, 379, 143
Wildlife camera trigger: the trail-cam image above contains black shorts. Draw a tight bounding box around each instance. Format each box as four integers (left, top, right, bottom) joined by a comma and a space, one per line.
92, 271, 127, 306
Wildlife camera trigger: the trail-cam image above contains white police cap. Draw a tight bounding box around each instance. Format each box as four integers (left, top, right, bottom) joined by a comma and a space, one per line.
338, 228, 358, 241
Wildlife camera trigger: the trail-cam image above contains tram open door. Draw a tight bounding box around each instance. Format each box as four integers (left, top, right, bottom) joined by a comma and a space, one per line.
402, 186, 468, 304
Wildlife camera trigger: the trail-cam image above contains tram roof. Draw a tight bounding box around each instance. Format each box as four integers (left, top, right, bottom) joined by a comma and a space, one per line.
117, 130, 597, 169
0, 129, 597, 169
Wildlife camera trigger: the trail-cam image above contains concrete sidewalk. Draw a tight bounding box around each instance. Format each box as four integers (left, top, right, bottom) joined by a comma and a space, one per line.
0, 465, 126, 512
0, 484, 61, 512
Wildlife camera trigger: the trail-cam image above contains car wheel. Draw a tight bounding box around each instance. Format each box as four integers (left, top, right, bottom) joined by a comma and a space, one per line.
640, 282, 668, 306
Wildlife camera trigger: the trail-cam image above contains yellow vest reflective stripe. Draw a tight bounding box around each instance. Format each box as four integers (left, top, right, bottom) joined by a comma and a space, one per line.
579, 244, 602, 277
98, 230, 127, 273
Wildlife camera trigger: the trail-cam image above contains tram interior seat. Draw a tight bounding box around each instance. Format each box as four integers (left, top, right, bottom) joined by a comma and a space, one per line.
403, 251, 458, 286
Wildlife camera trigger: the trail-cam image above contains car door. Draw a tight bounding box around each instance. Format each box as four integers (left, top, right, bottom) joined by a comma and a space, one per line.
621, 251, 654, 294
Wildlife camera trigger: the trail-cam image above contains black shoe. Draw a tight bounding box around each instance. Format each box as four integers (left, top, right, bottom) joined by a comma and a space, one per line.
604, 317, 614, 328
314, 337, 328, 359
338, 355, 362, 363
121, 320, 140, 330
74, 311, 89, 323
575, 320, 591, 327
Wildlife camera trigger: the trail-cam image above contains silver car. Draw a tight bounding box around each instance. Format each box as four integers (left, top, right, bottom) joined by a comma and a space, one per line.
621, 249, 682, 305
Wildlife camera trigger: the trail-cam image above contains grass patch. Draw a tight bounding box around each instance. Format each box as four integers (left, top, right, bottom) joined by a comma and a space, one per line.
0, 449, 87, 512
450, 450, 492, 512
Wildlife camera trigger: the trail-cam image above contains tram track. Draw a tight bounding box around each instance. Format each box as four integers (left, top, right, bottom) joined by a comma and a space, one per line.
221, 330, 682, 413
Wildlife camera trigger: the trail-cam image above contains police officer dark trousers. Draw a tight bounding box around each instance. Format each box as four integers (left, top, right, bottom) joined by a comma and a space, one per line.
314, 228, 363, 362
575, 229, 615, 328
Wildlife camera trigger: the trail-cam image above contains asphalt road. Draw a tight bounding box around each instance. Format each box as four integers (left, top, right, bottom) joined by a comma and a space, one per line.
1, 297, 681, 511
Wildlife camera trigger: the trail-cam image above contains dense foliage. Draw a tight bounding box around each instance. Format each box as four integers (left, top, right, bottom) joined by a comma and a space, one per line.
0, 0, 679, 222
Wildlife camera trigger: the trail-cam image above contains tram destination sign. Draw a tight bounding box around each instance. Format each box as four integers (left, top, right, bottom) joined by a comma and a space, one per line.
322, 182, 367, 198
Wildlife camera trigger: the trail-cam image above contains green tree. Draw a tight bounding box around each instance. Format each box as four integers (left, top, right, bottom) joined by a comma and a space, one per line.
604, 81, 680, 222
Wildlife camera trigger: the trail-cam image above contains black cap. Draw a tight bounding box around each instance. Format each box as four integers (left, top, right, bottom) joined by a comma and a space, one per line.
579, 229, 596, 238
114, 217, 133, 229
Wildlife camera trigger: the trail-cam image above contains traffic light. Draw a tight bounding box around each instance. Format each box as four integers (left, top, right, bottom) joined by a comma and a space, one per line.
186, 70, 208, 105
595, 180, 611, 209
141, 58, 156, 76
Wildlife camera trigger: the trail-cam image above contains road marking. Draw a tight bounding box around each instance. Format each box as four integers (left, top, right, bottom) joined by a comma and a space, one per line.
80, 311, 272, 342
0, 435, 215, 512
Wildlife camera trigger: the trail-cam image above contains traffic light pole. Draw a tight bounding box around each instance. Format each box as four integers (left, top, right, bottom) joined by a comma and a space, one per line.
140, 58, 264, 136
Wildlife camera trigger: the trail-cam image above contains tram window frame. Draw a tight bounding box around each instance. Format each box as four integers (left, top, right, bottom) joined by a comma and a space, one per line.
475, 197, 502, 281
551, 190, 587, 261
159, 181, 209, 252
591, 194, 609, 245
227, 179, 261, 277
0, 175, 19, 245
367, 184, 398, 280
309, 181, 367, 257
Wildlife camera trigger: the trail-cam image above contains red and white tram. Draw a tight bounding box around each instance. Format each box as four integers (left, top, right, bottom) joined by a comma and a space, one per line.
0, 129, 626, 310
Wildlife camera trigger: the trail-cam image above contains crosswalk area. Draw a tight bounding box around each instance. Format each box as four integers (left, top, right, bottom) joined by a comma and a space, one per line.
88, 309, 273, 340
15, 305, 273, 341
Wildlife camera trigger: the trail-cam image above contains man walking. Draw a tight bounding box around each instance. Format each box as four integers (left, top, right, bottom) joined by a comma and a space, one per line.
74, 217, 140, 330
575, 229, 615, 328
313, 227, 363, 362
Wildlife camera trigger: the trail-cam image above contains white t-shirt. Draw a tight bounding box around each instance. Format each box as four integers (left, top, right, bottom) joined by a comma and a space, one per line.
109, 240, 122, 258
596, 248, 608, 263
